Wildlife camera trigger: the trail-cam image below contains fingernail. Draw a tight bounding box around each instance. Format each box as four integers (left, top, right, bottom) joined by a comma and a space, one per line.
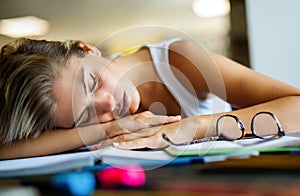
89, 146, 95, 151
113, 142, 119, 147
173, 115, 181, 120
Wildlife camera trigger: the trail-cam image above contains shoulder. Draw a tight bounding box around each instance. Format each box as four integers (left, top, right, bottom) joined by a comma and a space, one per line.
169, 39, 209, 57
167, 39, 212, 98
169, 39, 195, 49
168, 39, 208, 67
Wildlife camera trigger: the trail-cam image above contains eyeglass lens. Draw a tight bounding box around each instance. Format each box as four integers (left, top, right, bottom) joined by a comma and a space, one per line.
252, 113, 278, 139
217, 116, 243, 140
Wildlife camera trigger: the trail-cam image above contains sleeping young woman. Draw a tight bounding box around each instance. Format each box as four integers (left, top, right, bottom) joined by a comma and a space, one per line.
1, 37, 300, 160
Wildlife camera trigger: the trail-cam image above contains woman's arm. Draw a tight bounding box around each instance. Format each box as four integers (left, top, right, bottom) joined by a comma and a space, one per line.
106, 40, 300, 149
0, 112, 180, 160
0, 125, 101, 160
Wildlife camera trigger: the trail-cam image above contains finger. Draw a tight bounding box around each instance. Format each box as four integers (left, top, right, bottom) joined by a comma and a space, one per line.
112, 126, 163, 143
111, 133, 145, 143
130, 111, 180, 128
89, 139, 114, 150
106, 113, 181, 137
115, 134, 169, 150
148, 115, 181, 126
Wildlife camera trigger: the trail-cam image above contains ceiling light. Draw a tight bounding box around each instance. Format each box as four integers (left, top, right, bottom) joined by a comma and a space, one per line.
192, 0, 231, 18
0, 16, 49, 38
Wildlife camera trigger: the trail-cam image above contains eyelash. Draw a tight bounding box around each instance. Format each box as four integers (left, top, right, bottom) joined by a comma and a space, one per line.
89, 73, 98, 93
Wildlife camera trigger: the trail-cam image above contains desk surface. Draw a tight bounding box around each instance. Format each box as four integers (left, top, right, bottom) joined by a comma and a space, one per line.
1, 154, 300, 195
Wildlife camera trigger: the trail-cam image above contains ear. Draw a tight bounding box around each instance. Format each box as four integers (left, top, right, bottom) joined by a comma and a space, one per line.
78, 43, 102, 56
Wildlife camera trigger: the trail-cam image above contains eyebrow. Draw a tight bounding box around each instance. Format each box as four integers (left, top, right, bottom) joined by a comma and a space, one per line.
74, 67, 88, 126
74, 109, 88, 127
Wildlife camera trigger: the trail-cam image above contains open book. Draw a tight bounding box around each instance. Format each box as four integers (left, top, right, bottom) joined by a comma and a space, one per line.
165, 130, 300, 157
0, 147, 172, 178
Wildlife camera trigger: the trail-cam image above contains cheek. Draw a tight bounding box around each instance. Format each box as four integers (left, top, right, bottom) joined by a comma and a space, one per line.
100, 70, 119, 93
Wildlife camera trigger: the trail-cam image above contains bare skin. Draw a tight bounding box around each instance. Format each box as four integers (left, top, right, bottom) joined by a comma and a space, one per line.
1, 40, 300, 160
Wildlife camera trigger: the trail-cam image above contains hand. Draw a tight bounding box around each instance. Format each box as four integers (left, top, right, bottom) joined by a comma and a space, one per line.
90, 116, 200, 150
88, 111, 181, 150
103, 111, 181, 138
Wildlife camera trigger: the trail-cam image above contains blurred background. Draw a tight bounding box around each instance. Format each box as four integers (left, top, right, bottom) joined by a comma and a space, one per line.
0, 0, 299, 88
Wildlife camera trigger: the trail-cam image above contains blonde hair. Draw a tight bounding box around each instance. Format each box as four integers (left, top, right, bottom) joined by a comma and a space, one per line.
0, 38, 87, 145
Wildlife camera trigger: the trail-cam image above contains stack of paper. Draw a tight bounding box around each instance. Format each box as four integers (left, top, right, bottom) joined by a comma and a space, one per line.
1, 130, 300, 178
0, 147, 173, 178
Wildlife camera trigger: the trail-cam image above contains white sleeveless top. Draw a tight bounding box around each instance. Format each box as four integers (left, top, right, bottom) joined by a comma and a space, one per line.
143, 38, 231, 117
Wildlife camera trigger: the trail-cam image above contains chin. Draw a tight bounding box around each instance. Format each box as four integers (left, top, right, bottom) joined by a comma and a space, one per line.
129, 99, 140, 114
129, 91, 140, 114
97, 113, 116, 123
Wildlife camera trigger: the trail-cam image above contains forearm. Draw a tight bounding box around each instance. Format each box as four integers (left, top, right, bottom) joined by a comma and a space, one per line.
0, 128, 82, 160
196, 95, 300, 139
0, 124, 107, 160
0, 111, 179, 159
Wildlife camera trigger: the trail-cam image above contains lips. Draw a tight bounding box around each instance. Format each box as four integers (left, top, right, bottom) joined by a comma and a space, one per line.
115, 91, 130, 118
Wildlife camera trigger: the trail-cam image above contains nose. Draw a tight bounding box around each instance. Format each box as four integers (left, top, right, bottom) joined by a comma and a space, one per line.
94, 90, 116, 113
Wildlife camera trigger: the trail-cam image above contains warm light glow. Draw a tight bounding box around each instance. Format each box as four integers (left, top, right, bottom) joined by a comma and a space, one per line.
0, 16, 49, 38
192, 0, 231, 18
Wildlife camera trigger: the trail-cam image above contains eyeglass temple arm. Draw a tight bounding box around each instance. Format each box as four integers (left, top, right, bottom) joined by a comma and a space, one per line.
162, 133, 220, 146
162, 133, 178, 146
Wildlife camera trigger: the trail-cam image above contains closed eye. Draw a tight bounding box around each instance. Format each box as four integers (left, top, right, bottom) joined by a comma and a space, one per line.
89, 73, 98, 93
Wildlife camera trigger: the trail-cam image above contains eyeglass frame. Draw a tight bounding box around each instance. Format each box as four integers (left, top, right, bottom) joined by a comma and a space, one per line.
216, 111, 285, 141
162, 111, 285, 146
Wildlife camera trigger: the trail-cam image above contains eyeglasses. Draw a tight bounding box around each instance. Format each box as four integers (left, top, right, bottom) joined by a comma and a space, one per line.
162, 111, 285, 146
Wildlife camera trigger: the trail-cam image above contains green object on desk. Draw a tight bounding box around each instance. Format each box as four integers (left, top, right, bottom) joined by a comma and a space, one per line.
167, 146, 300, 157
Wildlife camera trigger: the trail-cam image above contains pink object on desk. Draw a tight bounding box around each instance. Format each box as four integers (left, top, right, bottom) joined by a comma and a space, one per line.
97, 164, 146, 188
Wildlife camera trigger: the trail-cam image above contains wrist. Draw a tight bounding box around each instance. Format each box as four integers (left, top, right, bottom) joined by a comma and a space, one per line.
77, 124, 107, 145
192, 115, 217, 139
102, 119, 121, 138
